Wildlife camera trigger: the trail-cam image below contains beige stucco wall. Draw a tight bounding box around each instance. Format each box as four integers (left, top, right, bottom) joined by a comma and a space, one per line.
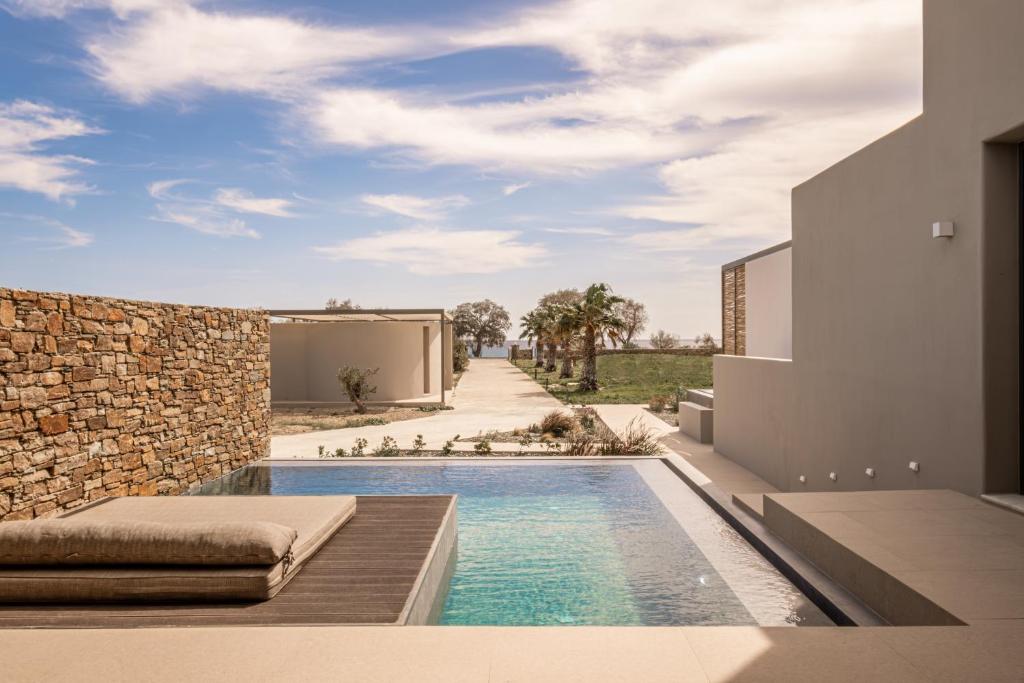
744, 247, 792, 360
270, 321, 444, 403
714, 0, 1023, 495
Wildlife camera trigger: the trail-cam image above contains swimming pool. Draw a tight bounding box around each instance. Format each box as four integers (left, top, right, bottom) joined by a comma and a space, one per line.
196, 459, 830, 627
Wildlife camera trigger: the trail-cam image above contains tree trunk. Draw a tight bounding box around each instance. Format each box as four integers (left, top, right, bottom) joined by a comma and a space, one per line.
353, 396, 367, 414
534, 338, 544, 366
473, 338, 483, 357
545, 342, 558, 372
579, 325, 599, 391
559, 346, 574, 378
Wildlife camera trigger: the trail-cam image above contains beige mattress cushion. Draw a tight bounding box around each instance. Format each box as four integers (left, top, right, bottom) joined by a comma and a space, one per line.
0, 495, 357, 603
0, 520, 297, 566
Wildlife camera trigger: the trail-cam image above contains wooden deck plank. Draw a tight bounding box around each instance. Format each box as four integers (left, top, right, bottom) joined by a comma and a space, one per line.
0, 495, 455, 629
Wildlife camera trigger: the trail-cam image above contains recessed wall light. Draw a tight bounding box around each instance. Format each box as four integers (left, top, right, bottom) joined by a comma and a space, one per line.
932, 221, 955, 238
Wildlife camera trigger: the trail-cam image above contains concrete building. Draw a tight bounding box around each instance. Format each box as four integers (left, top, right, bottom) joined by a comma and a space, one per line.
715, 0, 1023, 497
269, 309, 454, 405
721, 242, 792, 360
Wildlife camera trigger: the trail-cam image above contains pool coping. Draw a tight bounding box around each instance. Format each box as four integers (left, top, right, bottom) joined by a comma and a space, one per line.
658, 453, 886, 627
245, 456, 884, 626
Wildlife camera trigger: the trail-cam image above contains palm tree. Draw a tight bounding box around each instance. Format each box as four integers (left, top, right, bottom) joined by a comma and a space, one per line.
537, 305, 560, 373
553, 305, 580, 379
519, 309, 547, 367
572, 283, 625, 392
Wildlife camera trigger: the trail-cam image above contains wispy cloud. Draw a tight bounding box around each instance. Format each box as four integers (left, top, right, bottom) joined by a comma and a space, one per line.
543, 226, 614, 236
214, 187, 294, 217
146, 179, 266, 238
151, 207, 258, 239
314, 228, 546, 275
361, 193, 470, 221
502, 182, 531, 196
0, 100, 103, 201
0, 212, 93, 248
80, 2, 443, 104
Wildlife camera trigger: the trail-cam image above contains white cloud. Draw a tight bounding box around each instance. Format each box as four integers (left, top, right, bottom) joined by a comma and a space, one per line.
0, 0, 167, 19
0, 100, 102, 201
151, 206, 259, 239
502, 182, 531, 196
146, 179, 263, 238
214, 187, 294, 217
82, 3, 440, 103
0, 212, 93, 248
46, 0, 921, 179
361, 193, 469, 221
314, 228, 546, 275
544, 227, 614, 236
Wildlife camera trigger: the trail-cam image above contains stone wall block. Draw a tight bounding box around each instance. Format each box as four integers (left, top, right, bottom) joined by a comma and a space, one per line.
0, 288, 269, 520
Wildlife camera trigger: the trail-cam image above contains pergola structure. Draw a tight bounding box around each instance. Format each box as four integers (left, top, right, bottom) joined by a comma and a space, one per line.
268, 309, 453, 406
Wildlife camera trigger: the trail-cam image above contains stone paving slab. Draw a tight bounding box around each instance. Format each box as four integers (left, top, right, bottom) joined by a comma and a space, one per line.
3, 623, 1023, 682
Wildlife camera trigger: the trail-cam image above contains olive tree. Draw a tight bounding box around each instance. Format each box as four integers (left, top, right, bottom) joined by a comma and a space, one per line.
450, 300, 512, 357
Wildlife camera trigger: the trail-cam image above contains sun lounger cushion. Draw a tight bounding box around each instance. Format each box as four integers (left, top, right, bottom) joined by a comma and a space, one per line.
0, 495, 356, 603
0, 520, 297, 566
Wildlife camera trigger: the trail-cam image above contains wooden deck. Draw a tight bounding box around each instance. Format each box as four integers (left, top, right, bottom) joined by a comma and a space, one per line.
0, 495, 456, 629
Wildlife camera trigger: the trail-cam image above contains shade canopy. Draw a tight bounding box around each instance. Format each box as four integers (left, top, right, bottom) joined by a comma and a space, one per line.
268, 309, 448, 323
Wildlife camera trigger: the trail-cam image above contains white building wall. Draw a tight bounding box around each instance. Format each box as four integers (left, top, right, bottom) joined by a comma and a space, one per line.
270, 321, 442, 403
745, 247, 792, 359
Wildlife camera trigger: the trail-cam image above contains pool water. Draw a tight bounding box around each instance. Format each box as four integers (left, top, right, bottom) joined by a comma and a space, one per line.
196, 461, 829, 626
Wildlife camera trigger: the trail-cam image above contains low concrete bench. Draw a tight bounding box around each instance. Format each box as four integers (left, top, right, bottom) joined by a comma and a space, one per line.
678, 401, 714, 443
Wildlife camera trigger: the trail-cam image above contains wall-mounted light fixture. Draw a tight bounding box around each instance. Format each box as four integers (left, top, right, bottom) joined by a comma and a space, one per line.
798, 475, 806, 484
908, 461, 921, 473
828, 472, 838, 482
865, 468, 876, 478
932, 221, 955, 238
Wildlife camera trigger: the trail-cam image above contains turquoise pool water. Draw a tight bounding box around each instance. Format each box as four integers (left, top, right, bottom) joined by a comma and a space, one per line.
196, 462, 827, 626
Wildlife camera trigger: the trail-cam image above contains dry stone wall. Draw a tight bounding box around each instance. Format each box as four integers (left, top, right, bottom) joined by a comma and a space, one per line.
0, 288, 270, 520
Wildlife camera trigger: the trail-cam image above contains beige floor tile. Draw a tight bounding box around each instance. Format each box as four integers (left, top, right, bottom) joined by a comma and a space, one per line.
842, 509, 1010, 537
874, 623, 1024, 683
682, 626, 929, 682
893, 569, 1024, 621
872, 533, 1024, 571
487, 627, 707, 682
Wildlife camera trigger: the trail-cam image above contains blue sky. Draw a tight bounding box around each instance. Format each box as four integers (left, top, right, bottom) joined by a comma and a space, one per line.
0, 0, 922, 338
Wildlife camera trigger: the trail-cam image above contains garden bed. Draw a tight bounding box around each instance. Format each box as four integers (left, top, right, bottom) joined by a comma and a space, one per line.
271, 406, 438, 436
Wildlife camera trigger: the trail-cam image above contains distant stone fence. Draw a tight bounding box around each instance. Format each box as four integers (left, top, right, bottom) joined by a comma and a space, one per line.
0, 288, 270, 520
597, 347, 719, 357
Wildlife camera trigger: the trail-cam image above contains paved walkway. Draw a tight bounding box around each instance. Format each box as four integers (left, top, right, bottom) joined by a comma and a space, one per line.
270, 359, 562, 458
591, 404, 676, 440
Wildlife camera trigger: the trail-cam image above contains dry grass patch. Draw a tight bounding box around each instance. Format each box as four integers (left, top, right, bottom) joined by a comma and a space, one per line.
271, 406, 432, 435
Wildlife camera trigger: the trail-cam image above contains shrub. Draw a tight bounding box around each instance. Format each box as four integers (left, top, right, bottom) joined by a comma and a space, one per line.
349, 416, 386, 428
563, 430, 597, 456
373, 436, 401, 457
650, 330, 680, 350
337, 366, 379, 414
597, 418, 662, 455
453, 338, 470, 372
577, 407, 597, 431
411, 434, 426, 453
648, 395, 670, 412
474, 439, 493, 455
540, 410, 577, 437
518, 431, 534, 451
351, 438, 368, 457
441, 436, 458, 456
